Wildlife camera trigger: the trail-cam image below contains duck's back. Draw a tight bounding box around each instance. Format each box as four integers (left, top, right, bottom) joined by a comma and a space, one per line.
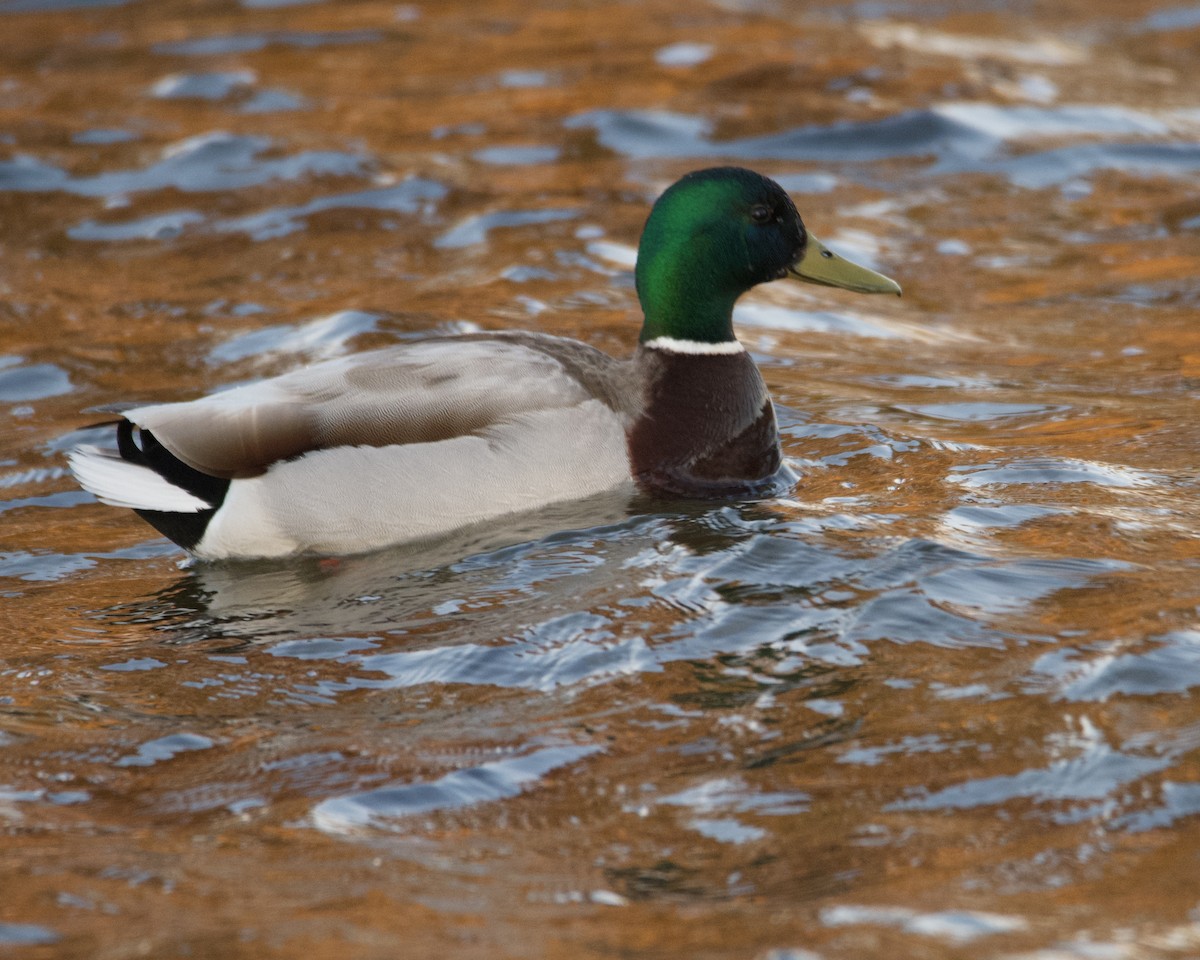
129, 333, 633, 477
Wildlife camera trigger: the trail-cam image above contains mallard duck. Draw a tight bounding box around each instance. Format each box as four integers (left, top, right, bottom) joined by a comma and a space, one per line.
69, 166, 900, 560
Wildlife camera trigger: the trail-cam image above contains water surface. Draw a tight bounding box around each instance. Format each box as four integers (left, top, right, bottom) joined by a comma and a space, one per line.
2, 0, 1200, 957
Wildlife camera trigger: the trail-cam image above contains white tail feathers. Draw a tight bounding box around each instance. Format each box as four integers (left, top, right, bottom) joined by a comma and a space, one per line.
68, 445, 212, 513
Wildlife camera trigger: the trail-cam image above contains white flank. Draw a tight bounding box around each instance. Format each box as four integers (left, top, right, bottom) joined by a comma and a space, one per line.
642, 336, 745, 356
194, 400, 632, 560
68, 445, 211, 513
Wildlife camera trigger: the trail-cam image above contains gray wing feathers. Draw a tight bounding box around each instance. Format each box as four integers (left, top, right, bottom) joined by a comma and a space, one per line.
126, 336, 625, 478
128, 394, 312, 478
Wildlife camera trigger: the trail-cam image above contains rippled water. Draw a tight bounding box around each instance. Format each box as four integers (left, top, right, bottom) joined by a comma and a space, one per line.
2, 0, 1200, 956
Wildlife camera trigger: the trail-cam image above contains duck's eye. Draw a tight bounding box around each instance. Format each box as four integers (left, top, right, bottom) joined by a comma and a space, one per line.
750, 204, 773, 224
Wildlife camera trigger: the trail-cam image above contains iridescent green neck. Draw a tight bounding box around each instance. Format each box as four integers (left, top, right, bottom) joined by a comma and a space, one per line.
636, 260, 739, 344
634, 179, 745, 345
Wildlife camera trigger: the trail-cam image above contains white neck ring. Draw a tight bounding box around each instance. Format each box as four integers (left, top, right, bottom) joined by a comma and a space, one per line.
642, 336, 745, 356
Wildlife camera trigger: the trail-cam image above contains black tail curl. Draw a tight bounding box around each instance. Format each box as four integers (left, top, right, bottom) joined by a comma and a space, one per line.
116, 420, 230, 551
117, 421, 230, 507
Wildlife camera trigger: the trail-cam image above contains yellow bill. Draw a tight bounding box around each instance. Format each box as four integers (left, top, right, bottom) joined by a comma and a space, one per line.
789, 233, 901, 296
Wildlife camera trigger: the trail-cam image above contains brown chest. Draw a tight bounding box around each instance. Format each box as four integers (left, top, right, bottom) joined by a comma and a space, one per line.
627, 347, 784, 497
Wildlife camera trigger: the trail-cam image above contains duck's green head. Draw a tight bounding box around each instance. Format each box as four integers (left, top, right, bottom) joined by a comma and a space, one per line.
635, 167, 901, 346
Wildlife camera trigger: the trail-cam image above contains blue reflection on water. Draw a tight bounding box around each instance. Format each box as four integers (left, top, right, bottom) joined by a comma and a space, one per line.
0, 133, 365, 197
312, 743, 602, 833
566, 104, 1200, 187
